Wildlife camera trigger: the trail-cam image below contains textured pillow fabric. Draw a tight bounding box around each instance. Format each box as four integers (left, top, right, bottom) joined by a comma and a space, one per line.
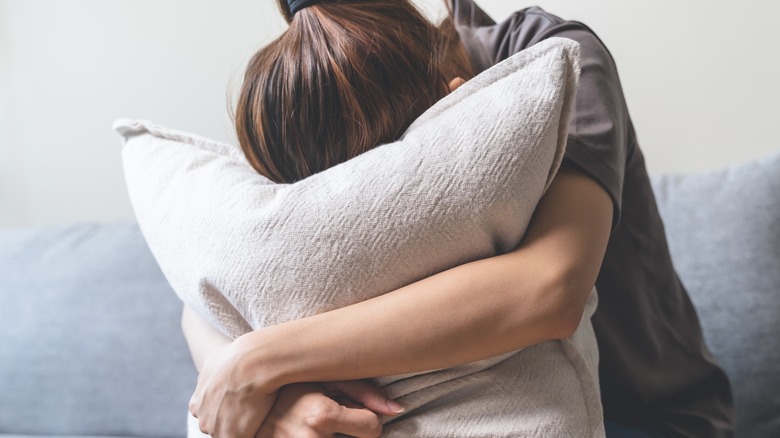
119, 38, 605, 437
0, 222, 196, 438
652, 150, 780, 438
118, 37, 578, 338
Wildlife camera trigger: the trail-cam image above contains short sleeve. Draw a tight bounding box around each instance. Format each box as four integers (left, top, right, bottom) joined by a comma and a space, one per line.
544, 26, 629, 229
452, 0, 630, 229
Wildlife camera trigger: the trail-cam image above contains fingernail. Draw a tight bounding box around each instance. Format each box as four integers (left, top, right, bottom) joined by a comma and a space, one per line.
386, 399, 405, 413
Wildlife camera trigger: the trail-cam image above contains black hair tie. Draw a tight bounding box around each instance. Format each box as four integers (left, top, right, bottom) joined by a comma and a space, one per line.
288, 0, 322, 15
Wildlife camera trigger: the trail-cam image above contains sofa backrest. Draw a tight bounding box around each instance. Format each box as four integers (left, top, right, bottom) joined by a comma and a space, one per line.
652, 150, 780, 438
0, 222, 196, 437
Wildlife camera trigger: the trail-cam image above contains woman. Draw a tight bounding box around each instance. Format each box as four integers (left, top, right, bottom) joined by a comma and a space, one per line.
185, 0, 733, 437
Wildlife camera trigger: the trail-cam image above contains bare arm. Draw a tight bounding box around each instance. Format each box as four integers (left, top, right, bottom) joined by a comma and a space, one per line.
181, 305, 231, 372
183, 306, 403, 437
189, 166, 613, 436
242, 166, 610, 383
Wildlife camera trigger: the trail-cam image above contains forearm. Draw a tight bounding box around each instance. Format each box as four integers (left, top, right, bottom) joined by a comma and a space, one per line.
242, 248, 574, 387
236, 167, 612, 390
181, 304, 231, 372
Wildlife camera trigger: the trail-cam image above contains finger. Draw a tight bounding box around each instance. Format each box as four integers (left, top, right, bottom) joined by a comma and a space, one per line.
448, 77, 466, 92
324, 380, 404, 416
188, 399, 197, 418
320, 405, 383, 438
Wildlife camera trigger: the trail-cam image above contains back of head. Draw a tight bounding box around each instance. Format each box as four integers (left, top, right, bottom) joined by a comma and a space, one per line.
236, 0, 472, 183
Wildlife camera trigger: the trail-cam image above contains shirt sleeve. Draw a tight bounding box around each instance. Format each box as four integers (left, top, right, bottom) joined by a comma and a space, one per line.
538, 24, 630, 229
453, 1, 630, 228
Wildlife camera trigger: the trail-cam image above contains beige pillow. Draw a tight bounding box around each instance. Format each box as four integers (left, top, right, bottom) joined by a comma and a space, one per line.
119, 38, 605, 437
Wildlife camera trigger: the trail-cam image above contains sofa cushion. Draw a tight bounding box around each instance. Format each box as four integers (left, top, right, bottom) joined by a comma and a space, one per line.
0, 222, 196, 438
652, 150, 780, 438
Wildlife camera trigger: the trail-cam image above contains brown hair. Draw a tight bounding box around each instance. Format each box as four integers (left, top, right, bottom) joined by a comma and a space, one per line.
235, 0, 472, 183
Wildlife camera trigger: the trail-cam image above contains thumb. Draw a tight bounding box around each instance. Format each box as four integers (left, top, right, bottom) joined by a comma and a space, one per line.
323, 380, 405, 416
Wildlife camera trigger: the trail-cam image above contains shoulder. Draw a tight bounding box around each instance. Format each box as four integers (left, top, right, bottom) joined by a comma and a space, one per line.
452, 1, 615, 74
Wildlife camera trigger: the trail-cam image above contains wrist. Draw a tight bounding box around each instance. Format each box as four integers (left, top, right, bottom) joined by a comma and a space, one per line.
232, 327, 296, 393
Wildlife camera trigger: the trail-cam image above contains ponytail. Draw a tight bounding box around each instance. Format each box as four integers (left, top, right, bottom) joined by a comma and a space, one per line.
236, 0, 472, 183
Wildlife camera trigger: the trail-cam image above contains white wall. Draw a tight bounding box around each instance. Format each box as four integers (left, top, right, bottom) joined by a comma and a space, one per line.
1, 0, 778, 228
482, 0, 780, 177
0, 0, 285, 227
0, 0, 20, 227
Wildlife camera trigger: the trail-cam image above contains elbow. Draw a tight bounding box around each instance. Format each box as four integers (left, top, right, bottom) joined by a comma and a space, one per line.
545, 271, 593, 340
551, 302, 586, 340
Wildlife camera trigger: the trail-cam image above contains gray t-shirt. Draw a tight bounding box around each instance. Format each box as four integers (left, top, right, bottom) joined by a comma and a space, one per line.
451, 1, 733, 436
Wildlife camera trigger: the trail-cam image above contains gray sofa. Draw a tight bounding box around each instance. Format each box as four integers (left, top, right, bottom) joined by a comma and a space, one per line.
1, 150, 778, 437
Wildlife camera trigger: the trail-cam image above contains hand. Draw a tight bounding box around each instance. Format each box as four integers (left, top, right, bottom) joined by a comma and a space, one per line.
258, 380, 404, 438
188, 342, 277, 437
